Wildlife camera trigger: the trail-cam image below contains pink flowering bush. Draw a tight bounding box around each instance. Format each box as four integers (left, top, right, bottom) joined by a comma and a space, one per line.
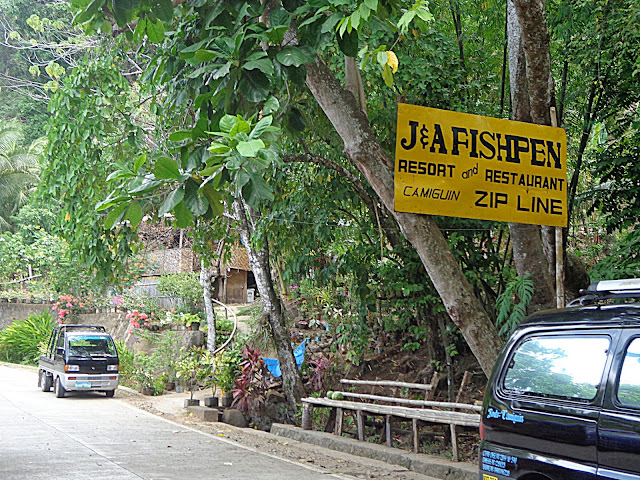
54, 294, 83, 324
126, 310, 151, 334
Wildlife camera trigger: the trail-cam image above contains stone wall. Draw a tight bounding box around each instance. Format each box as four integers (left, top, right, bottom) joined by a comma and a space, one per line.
0, 303, 204, 353
0, 301, 53, 330
0, 303, 131, 344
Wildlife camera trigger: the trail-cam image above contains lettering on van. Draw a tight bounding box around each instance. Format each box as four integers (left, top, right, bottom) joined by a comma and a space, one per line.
486, 407, 524, 424
482, 450, 518, 477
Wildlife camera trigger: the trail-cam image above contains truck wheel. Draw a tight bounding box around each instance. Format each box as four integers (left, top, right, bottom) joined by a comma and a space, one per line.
105, 390, 115, 398
54, 377, 66, 398
40, 371, 51, 392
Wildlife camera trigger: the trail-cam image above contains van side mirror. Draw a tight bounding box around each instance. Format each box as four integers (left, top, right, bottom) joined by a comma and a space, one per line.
56, 347, 65, 356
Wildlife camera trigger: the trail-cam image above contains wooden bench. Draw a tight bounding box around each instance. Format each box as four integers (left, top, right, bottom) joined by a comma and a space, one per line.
301, 374, 481, 461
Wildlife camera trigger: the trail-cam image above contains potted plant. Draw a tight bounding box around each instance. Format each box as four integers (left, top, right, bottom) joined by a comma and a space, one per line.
176, 346, 212, 407
203, 366, 219, 408
147, 331, 181, 391
214, 347, 242, 407
181, 313, 201, 331
134, 353, 156, 396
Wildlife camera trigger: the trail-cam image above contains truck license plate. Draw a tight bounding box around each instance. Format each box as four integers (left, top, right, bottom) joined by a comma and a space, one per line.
76, 381, 91, 389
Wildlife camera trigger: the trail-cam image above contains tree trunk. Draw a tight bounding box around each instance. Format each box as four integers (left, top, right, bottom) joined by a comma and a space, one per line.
232, 197, 306, 406
506, 0, 555, 312
511, 0, 555, 126
449, 0, 465, 67
305, 58, 503, 377
200, 262, 217, 352
344, 56, 367, 115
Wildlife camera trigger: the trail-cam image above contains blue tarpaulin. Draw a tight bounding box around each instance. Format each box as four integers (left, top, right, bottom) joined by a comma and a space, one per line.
262, 339, 307, 378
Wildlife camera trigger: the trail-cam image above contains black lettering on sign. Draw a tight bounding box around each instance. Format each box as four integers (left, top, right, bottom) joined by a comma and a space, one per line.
517, 195, 563, 215
397, 160, 455, 177
479, 131, 496, 159
429, 124, 448, 154
401, 121, 419, 150
462, 163, 478, 179
475, 190, 508, 208
530, 138, 546, 166
451, 126, 468, 156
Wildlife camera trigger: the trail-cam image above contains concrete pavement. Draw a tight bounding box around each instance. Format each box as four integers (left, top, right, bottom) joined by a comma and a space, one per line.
115, 384, 476, 480
0, 364, 353, 480
1, 363, 477, 480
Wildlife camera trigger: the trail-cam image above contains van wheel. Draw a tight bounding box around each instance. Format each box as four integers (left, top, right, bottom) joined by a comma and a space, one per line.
54, 377, 66, 398
105, 390, 115, 398
40, 371, 51, 392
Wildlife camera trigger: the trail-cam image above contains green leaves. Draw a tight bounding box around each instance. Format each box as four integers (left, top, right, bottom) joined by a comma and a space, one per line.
195, 49, 217, 62
159, 186, 184, 216
145, 18, 165, 43
335, 0, 377, 37
201, 183, 224, 216
126, 201, 143, 227
236, 139, 265, 157
184, 181, 209, 216
397, 0, 433, 35
219, 114, 250, 135
104, 204, 127, 229
276, 46, 316, 67
239, 70, 270, 102
153, 0, 174, 22
169, 130, 192, 142
495, 275, 534, 337
243, 55, 275, 77
250, 115, 276, 139
337, 30, 358, 57
153, 157, 181, 179
173, 201, 193, 228
92, 110, 284, 235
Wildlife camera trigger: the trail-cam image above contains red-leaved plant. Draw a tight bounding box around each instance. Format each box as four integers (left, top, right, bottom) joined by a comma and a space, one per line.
232, 344, 267, 414
307, 355, 330, 392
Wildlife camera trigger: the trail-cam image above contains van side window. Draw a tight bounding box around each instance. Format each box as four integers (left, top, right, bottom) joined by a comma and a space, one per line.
503, 336, 609, 400
617, 338, 640, 408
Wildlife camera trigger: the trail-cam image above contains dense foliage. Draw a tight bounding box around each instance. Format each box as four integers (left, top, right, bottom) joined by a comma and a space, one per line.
0, 310, 54, 364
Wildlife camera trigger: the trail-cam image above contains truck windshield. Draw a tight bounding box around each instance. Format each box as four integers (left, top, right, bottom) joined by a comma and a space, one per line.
68, 335, 117, 357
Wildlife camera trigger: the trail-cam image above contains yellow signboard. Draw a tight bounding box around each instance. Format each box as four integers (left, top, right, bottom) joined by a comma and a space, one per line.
394, 104, 568, 227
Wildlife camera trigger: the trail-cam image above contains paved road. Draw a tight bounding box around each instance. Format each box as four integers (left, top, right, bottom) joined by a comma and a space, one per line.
0, 365, 349, 480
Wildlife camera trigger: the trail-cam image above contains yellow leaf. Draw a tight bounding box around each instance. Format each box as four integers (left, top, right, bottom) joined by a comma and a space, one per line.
64, 212, 71, 221
386, 51, 398, 74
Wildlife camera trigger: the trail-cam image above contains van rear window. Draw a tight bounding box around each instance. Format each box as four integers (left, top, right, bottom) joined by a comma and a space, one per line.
503, 336, 609, 401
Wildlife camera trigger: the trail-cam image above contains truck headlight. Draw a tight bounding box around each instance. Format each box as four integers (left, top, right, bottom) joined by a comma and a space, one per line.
65, 365, 79, 372
107, 365, 119, 372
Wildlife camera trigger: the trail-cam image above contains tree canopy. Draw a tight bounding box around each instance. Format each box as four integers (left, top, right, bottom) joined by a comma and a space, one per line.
5, 0, 640, 378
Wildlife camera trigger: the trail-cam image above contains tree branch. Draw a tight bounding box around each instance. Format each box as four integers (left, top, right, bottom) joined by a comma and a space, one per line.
283, 150, 403, 249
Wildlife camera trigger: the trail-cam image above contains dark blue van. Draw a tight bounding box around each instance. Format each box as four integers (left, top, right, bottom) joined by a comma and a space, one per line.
479, 279, 640, 480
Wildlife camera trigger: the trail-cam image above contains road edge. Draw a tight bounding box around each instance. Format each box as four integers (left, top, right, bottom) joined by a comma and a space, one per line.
271, 424, 477, 480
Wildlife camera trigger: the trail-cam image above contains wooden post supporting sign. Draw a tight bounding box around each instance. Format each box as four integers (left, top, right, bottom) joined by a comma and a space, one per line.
550, 107, 565, 308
